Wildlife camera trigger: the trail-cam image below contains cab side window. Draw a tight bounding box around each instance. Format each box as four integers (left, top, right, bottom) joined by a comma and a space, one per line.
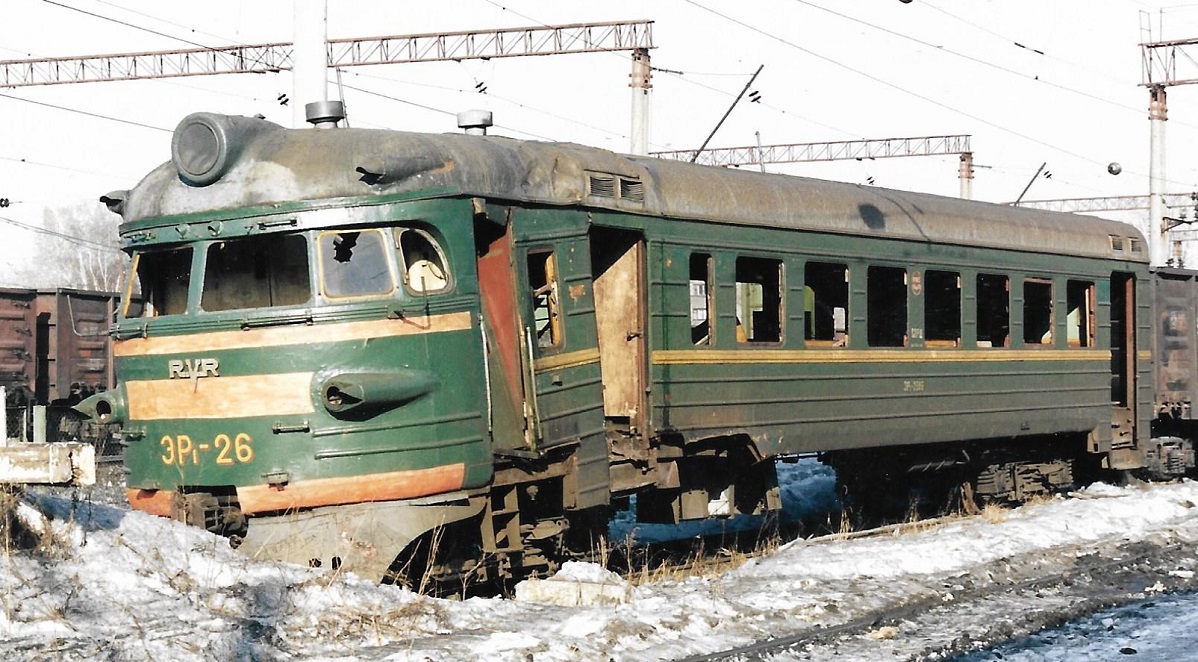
202, 234, 310, 311
127, 247, 192, 317
397, 228, 451, 294
318, 230, 395, 298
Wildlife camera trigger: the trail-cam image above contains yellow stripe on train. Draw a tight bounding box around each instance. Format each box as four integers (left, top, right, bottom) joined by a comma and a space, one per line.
114, 311, 473, 357
126, 372, 314, 420
652, 348, 1112, 365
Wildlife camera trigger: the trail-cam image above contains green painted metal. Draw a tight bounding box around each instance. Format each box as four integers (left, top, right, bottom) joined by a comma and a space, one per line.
115, 197, 494, 498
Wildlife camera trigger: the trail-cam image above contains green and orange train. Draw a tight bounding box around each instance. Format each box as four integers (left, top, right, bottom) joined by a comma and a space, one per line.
79, 109, 1196, 587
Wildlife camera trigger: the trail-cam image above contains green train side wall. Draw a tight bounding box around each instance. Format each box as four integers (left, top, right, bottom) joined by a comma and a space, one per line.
506, 204, 1153, 463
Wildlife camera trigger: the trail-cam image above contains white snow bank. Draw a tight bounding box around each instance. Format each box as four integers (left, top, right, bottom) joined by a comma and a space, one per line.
3, 479, 1198, 661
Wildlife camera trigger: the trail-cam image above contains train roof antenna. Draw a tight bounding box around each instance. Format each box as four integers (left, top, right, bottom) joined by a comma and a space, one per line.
690, 64, 764, 163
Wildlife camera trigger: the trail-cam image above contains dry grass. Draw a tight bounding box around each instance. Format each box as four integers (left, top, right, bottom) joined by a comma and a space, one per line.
606, 525, 787, 587
0, 487, 72, 557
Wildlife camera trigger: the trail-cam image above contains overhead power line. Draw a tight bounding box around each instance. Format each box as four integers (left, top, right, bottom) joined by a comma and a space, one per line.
40, 0, 216, 50
0, 91, 170, 131
0, 214, 120, 250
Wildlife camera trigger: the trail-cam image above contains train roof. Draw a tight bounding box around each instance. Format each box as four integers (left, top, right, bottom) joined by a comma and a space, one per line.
114, 113, 1146, 263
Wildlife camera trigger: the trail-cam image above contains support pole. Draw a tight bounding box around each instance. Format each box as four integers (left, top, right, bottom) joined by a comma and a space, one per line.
755, 131, 767, 173
630, 48, 652, 156
1149, 84, 1169, 267
293, 0, 329, 128
959, 152, 974, 200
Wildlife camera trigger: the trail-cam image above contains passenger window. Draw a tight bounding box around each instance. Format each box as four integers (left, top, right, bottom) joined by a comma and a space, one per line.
805, 262, 849, 346
976, 274, 1009, 348
735, 256, 782, 343
397, 228, 450, 294
1067, 280, 1094, 347
126, 247, 192, 317
867, 266, 908, 347
690, 253, 713, 345
318, 230, 394, 298
1023, 279, 1054, 346
528, 251, 562, 348
925, 270, 961, 347
201, 234, 310, 311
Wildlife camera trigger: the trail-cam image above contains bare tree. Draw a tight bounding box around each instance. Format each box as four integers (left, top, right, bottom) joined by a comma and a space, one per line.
12, 203, 128, 292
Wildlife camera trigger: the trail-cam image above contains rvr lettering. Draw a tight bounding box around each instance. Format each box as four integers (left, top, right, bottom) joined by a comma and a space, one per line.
168, 358, 220, 379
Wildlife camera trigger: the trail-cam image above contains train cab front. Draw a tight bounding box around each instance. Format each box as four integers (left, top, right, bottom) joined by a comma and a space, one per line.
88, 197, 494, 581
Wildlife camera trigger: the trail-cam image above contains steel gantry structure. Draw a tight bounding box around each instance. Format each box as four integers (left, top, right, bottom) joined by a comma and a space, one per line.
1014, 193, 1197, 214
1140, 34, 1198, 266
652, 134, 976, 199
0, 20, 654, 87
0, 18, 656, 153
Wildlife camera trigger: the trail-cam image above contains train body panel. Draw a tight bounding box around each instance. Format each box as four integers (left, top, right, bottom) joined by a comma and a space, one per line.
80, 111, 1194, 588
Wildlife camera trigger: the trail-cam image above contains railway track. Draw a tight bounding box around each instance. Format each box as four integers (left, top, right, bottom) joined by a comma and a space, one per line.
675, 517, 1198, 661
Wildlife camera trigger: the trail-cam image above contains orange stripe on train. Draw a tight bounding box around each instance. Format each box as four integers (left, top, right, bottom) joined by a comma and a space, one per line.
235, 463, 466, 514
126, 463, 465, 517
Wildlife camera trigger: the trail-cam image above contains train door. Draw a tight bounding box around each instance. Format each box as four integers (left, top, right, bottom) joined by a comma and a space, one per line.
591, 228, 647, 431
1110, 271, 1136, 450
476, 220, 529, 453
589, 227, 653, 492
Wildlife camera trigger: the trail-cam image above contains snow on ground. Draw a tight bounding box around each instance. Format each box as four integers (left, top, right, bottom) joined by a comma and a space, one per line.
3, 463, 1198, 661
956, 590, 1198, 661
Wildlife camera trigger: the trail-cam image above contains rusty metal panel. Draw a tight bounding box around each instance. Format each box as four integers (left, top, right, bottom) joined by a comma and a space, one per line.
50, 290, 116, 404
0, 288, 37, 405
1154, 269, 1198, 415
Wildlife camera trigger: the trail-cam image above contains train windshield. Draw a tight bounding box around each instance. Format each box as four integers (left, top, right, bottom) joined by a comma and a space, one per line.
317, 229, 395, 298
125, 247, 191, 318
201, 234, 311, 311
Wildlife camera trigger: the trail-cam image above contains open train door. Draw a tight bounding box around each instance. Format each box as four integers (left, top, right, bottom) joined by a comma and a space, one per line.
1108, 271, 1138, 465
589, 226, 654, 492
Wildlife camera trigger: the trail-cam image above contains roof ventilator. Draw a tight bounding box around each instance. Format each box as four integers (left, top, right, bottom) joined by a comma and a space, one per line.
587, 171, 644, 206
305, 100, 345, 129
588, 173, 617, 199
620, 177, 645, 204
457, 110, 493, 136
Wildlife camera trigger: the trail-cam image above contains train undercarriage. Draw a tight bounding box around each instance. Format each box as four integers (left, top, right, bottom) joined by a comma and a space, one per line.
160, 420, 1198, 596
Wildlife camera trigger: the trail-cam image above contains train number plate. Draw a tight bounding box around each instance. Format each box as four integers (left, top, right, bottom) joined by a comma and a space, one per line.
159, 433, 254, 467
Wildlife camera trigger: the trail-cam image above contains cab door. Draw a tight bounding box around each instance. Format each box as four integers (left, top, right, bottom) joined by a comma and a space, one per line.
510, 209, 610, 509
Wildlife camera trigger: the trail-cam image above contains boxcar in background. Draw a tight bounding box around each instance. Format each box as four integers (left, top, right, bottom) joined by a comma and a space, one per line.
0, 287, 122, 449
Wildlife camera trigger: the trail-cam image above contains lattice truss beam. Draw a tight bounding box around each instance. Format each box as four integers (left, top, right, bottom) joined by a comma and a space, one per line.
1142, 37, 1198, 87
652, 135, 971, 168
0, 20, 654, 88
1015, 193, 1198, 213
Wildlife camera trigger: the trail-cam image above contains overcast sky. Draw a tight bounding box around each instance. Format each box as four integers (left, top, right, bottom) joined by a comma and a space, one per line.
4, 0, 1198, 284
